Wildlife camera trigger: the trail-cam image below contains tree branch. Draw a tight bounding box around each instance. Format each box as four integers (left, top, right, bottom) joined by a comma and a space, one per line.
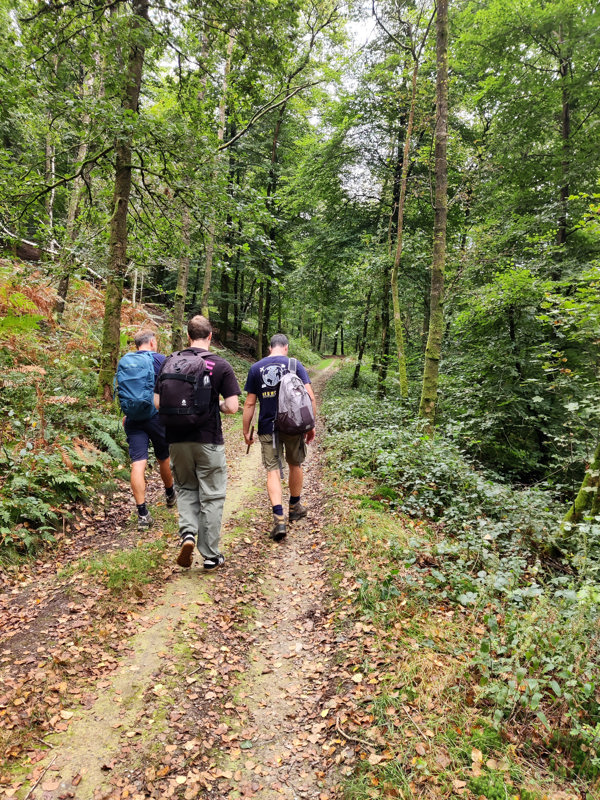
218, 83, 321, 152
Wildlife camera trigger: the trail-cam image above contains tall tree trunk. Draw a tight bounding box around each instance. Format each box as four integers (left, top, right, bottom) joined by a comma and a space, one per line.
377, 262, 391, 386
554, 21, 571, 281
352, 290, 372, 388
421, 289, 430, 353
44, 56, 58, 257
378, 7, 434, 397
390, 63, 419, 397
45, 128, 55, 254
377, 321, 391, 400
233, 263, 241, 341
172, 206, 191, 351
98, 0, 149, 400
390, 61, 420, 398
562, 441, 600, 533
419, 0, 449, 427
256, 283, 264, 359
55, 139, 88, 316
201, 31, 233, 317
219, 123, 238, 346
277, 290, 282, 331
220, 267, 230, 344
190, 261, 201, 311
262, 282, 271, 354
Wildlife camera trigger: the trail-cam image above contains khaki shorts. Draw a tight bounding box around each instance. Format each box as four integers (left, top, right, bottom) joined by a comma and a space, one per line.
259, 433, 307, 472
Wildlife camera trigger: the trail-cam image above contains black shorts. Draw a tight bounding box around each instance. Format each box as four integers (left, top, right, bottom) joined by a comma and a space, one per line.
124, 415, 170, 463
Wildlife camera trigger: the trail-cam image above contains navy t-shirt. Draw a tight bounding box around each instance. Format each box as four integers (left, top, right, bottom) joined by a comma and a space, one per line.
244, 355, 311, 435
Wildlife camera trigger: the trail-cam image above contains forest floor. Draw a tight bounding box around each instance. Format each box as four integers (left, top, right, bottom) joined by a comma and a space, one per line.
0, 361, 588, 800
0, 366, 349, 800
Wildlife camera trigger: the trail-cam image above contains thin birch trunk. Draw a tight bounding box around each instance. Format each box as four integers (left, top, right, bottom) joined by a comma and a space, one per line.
390, 61, 418, 399
56, 59, 100, 316
172, 206, 191, 351
352, 290, 372, 388
200, 31, 233, 317
418, 0, 449, 427
256, 283, 264, 359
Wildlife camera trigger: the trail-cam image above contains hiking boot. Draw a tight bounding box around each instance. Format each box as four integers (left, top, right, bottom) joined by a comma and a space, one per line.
138, 512, 154, 530
203, 553, 225, 570
288, 502, 308, 522
166, 490, 177, 508
270, 515, 287, 542
177, 535, 196, 568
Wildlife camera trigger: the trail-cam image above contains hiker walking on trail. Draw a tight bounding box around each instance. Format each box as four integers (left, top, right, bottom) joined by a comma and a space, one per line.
243, 333, 316, 542
155, 315, 240, 570
115, 330, 176, 530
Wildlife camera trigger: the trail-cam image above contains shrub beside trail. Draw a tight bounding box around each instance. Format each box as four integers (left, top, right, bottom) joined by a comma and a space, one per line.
322, 364, 600, 786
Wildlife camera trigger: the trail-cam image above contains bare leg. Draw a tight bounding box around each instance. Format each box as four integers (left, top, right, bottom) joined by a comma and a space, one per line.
288, 464, 303, 497
158, 457, 173, 489
266, 469, 282, 507
130, 460, 148, 505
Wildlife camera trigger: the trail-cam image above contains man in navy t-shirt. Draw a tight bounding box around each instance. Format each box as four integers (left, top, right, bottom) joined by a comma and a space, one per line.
122, 330, 176, 529
243, 334, 316, 542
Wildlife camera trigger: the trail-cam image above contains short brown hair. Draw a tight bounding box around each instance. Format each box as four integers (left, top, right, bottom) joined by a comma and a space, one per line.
188, 315, 212, 341
134, 329, 156, 348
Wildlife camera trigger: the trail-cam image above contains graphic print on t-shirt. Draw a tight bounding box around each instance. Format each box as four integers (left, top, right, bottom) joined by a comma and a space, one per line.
260, 363, 285, 393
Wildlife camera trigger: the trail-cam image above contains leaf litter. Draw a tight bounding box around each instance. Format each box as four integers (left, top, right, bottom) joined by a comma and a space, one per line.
0, 378, 348, 799
2, 366, 580, 799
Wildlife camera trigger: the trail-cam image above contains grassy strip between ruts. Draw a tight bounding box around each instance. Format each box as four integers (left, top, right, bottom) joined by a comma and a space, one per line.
322, 471, 586, 800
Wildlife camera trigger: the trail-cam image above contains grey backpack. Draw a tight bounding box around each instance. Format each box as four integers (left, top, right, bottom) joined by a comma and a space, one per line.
275, 358, 315, 435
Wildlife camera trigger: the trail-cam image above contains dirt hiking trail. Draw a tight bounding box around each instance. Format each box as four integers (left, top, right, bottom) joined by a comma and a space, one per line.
1, 369, 346, 800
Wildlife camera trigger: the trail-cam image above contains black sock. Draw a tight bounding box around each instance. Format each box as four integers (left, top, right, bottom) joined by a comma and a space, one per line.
272, 504, 283, 517
165, 485, 175, 497
290, 496, 300, 506
137, 503, 147, 516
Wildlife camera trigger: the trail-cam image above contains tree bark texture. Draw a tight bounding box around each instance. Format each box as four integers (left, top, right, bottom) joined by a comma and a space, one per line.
200, 31, 233, 317
418, 0, 449, 427
256, 282, 264, 359
556, 22, 571, 253
98, 0, 149, 400
562, 441, 600, 530
172, 206, 191, 351
352, 290, 372, 388
390, 61, 420, 398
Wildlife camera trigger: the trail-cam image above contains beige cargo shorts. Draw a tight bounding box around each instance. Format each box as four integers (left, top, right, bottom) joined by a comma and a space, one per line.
259, 432, 307, 471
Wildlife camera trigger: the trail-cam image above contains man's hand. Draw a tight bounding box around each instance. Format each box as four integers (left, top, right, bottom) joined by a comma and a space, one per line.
244, 429, 255, 447
220, 395, 239, 415
305, 428, 315, 444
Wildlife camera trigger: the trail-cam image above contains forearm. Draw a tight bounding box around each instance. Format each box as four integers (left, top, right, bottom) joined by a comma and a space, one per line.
220, 395, 239, 415
242, 402, 255, 435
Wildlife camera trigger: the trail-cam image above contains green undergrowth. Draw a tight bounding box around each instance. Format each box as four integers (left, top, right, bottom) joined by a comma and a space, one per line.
327, 495, 589, 798
322, 365, 600, 794
0, 263, 255, 559
60, 537, 169, 592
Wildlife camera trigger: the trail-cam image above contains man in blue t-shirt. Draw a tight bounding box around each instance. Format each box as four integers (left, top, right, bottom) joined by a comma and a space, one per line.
123, 330, 176, 529
243, 334, 316, 542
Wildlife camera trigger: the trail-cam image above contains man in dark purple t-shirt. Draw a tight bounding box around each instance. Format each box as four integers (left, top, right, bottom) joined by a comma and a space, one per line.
243, 334, 316, 542
155, 316, 240, 570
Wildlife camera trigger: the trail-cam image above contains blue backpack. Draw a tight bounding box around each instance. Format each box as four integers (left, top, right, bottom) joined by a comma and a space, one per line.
115, 351, 157, 421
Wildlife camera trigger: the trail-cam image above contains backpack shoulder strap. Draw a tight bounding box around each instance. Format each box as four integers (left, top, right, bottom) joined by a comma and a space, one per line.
288, 357, 297, 375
